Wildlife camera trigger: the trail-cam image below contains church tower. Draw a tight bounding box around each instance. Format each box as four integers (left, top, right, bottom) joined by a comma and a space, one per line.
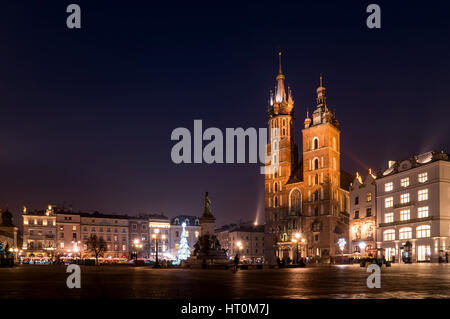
301, 76, 348, 257
264, 52, 297, 262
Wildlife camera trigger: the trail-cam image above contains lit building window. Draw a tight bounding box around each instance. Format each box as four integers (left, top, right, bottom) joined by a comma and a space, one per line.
417, 225, 431, 238
418, 189, 428, 201
383, 229, 395, 241
60, 242, 64, 249
72, 226, 77, 231
366, 192, 372, 202
400, 193, 410, 204
401, 178, 409, 187
417, 245, 431, 261
418, 172, 428, 183
384, 213, 394, 223
418, 206, 429, 218
385, 197, 393, 208
195, 231, 199, 238
400, 209, 410, 221
399, 227, 412, 240
385, 182, 393, 192
186, 231, 190, 237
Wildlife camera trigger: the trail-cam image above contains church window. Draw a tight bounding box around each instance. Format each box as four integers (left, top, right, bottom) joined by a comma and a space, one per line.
313, 137, 319, 150
314, 158, 319, 170
290, 189, 301, 214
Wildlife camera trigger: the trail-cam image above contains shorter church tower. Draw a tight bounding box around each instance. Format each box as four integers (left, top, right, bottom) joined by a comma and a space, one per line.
301, 76, 350, 258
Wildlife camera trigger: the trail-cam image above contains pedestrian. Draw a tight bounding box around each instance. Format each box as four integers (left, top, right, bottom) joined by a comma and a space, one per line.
234, 254, 239, 271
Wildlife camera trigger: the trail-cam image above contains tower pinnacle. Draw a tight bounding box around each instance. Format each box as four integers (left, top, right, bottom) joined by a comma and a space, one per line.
275, 51, 286, 103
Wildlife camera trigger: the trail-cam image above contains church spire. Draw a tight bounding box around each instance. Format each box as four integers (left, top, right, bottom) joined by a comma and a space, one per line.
275, 51, 286, 103
316, 74, 327, 108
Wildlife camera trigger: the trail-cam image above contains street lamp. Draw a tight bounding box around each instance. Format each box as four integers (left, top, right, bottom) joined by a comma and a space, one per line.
72, 240, 81, 261
152, 228, 161, 268
133, 239, 143, 262
236, 241, 243, 259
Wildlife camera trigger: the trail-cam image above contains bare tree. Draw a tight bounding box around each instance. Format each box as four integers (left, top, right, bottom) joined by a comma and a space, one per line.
85, 234, 107, 265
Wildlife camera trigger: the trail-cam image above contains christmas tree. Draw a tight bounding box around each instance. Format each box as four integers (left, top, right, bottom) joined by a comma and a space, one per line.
176, 222, 191, 263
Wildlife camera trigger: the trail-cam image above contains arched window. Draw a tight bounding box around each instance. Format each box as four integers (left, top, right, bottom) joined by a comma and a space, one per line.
289, 189, 302, 214
274, 197, 278, 207
314, 158, 319, 170
185, 219, 190, 225
274, 182, 278, 192
313, 137, 319, 150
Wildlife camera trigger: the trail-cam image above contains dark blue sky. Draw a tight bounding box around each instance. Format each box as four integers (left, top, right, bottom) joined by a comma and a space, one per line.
1, 1, 449, 227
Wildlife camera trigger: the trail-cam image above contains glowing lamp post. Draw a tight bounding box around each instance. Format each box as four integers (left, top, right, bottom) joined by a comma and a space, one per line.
152, 228, 161, 268
236, 241, 243, 259
133, 239, 143, 262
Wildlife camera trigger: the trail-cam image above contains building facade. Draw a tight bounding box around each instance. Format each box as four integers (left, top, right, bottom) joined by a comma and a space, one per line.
169, 215, 200, 259
22, 205, 57, 259
376, 151, 450, 263
349, 170, 377, 257
0, 208, 19, 251
216, 222, 265, 263
129, 215, 151, 259
264, 53, 351, 264
56, 211, 82, 259
80, 212, 129, 260
148, 214, 171, 260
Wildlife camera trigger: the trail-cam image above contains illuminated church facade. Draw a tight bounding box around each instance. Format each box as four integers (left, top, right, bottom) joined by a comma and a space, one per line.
264, 53, 351, 263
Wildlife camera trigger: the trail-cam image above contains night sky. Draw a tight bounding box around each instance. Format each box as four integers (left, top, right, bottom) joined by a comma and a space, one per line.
1, 1, 449, 228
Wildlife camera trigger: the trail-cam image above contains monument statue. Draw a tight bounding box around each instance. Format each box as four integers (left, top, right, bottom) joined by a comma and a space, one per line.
203, 192, 214, 218
186, 192, 228, 268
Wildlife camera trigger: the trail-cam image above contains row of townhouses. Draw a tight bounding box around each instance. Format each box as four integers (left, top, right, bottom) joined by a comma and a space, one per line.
349, 151, 450, 263
21, 206, 201, 261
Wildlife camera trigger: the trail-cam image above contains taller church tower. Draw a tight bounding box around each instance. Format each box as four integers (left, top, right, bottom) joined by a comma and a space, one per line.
264, 53, 300, 263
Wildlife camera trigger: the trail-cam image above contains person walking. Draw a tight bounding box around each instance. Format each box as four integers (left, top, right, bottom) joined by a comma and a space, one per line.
233, 254, 239, 271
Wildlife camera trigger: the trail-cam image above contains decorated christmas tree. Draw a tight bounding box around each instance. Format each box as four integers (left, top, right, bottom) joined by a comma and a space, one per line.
176, 222, 190, 263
